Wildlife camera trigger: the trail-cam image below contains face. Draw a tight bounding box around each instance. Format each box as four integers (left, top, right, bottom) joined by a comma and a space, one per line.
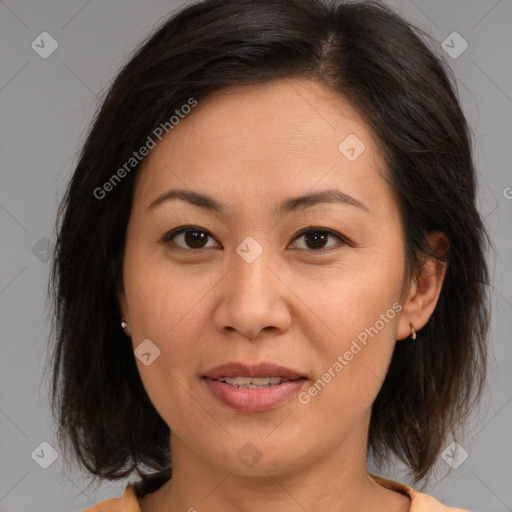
118, 79, 431, 477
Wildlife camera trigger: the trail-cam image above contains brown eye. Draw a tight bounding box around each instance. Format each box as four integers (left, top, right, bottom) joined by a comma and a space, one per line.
161, 226, 350, 253
163, 226, 219, 250
290, 228, 348, 252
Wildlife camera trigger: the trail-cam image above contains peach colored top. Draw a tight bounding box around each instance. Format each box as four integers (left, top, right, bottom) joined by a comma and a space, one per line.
81, 472, 472, 511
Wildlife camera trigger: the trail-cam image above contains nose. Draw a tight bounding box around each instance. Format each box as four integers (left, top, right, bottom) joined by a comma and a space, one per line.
210, 246, 292, 341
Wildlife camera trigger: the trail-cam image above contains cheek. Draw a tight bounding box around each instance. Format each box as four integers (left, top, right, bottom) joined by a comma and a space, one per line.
122, 248, 216, 414
123, 239, 210, 339
298, 250, 404, 415
297, 312, 400, 436
125, 267, 212, 427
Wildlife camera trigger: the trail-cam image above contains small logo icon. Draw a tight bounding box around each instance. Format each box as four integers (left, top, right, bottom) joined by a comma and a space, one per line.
442, 32, 468, 59
31, 32, 59, 59
236, 236, 263, 263
441, 441, 469, 468
31, 236, 54, 263
338, 134, 366, 161
31, 441, 58, 469
237, 442, 263, 468
503, 187, 512, 200
134, 339, 161, 366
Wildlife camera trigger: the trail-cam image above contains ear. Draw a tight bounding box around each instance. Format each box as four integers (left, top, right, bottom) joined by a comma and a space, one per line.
397, 231, 449, 340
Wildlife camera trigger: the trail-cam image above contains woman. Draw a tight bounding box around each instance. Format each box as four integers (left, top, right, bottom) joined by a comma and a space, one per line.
46, 0, 490, 510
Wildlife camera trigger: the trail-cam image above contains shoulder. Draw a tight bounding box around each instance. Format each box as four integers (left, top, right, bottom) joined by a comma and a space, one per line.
413, 490, 473, 511
81, 484, 141, 512
410, 492, 471, 512
80, 468, 171, 512
368, 473, 472, 512
81, 474, 472, 512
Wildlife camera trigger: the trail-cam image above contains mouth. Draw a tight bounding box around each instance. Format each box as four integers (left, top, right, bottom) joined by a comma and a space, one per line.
203, 361, 308, 383
202, 362, 309, 411
208, 375, 306, 389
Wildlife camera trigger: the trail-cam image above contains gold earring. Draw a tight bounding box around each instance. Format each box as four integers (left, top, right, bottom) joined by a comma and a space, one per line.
409, 322, 416, 340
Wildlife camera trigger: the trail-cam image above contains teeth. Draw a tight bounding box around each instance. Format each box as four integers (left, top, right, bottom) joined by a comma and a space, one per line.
250, 377, 270, 385
215, 376, 292, 387
225, 376, 252, 385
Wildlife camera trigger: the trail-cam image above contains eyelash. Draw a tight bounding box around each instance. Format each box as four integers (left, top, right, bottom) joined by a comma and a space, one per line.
160, 225, 353, 254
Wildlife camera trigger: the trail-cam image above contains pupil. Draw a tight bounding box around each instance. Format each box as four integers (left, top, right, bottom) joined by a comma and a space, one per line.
185, 230, 207, 248
306, 231, 327, 249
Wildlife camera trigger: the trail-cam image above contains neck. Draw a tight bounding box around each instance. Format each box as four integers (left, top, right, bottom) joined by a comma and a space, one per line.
139, 417, 411, 512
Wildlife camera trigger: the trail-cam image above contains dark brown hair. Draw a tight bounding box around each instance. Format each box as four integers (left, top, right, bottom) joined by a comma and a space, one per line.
45, 0, 491, 495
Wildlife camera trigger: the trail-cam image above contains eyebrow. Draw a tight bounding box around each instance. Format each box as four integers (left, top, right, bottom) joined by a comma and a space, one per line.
147, 187, 370, 216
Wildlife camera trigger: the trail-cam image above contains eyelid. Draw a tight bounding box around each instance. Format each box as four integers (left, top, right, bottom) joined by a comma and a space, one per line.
160, 225, 354, 252
160, 225, 220, 250
292, 226, 354, 250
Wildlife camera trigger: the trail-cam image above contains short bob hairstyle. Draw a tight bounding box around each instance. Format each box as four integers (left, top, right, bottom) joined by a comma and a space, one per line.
46, 0, 491, 494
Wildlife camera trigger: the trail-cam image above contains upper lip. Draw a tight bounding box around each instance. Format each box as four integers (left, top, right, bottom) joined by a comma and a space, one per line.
204, 362, 307, 380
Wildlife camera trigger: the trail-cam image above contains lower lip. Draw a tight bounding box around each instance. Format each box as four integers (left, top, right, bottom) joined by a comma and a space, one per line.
203, 377, 307, 412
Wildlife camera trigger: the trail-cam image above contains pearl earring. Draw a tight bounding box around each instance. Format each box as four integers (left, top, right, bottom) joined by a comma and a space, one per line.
121, 320, 128, 329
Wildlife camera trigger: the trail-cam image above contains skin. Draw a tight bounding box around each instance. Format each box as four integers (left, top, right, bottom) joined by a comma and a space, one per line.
117, 78, 449, 512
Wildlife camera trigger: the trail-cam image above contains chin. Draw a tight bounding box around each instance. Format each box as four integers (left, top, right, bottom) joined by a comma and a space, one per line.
206, 441, 308, 478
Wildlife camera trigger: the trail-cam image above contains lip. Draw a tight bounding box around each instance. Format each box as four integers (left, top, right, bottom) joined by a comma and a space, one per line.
203, 362, 307, 380
203, 377, 308, 412
203, 361, 308, 412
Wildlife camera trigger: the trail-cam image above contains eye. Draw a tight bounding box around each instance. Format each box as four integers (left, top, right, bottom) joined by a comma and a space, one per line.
160, 226, 351, 252
161, 226, 219, 251
289, 227, 349, 252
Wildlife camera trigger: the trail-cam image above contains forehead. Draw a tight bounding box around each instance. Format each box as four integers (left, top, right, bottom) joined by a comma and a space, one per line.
152, 79, 377, 158
133, 79, 391, 218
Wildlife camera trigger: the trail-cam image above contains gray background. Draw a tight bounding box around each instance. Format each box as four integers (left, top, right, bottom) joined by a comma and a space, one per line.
0, 1, 511, 511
